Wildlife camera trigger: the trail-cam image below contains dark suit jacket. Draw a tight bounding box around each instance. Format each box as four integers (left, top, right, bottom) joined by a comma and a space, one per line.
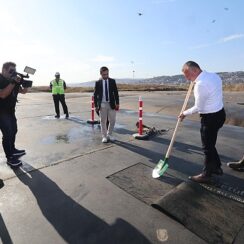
94, 78, 119, 110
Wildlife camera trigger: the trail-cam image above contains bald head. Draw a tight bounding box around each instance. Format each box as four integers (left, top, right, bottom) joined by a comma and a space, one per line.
182, 61, 202, 81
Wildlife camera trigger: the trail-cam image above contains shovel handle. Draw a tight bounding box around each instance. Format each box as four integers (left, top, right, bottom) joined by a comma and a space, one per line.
165, 81, 194, 158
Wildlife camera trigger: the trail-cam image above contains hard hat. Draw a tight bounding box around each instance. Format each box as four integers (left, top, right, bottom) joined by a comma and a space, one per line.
55, 72, 60, 76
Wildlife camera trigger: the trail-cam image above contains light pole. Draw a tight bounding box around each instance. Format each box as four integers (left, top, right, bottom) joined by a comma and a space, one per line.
131, 61, 135, 80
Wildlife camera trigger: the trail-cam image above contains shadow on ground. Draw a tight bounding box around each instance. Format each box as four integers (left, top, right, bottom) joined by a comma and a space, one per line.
114, 139, 244, 189
0, 213, 13, 244
13, 164, 150, 244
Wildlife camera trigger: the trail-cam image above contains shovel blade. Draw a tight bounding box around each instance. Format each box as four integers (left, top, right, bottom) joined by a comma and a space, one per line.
152, 159, 169, 178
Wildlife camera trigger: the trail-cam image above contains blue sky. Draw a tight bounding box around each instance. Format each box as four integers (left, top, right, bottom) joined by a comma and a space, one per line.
0, 0, 243, 85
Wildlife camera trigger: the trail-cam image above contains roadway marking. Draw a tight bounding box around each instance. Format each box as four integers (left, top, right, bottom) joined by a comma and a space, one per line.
200, 183, 244, 204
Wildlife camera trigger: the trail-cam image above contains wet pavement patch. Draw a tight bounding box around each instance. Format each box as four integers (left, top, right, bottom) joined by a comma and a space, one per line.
107, 163, 182, 205
152, 181, 244, 244
41, 126, 100, 144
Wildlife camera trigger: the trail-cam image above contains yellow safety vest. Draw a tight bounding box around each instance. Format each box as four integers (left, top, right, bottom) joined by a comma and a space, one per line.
51, 79, 65, 95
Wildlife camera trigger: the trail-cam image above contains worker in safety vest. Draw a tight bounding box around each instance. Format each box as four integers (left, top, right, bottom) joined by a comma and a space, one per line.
50, 72, 69, 118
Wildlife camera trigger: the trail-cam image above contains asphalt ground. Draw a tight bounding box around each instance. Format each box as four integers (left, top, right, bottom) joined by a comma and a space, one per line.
0, 91, 243, 244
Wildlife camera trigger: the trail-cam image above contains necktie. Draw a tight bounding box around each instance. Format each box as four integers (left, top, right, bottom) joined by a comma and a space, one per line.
105, 80, 108, 101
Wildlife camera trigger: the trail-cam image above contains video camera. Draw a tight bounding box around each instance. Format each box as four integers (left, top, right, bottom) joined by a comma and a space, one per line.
10, 66, 36, 88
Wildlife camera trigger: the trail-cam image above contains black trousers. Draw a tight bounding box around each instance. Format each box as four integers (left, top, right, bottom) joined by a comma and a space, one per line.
52, 94, 68, 116
200, 108, 226, 176
0, 112, 17, 159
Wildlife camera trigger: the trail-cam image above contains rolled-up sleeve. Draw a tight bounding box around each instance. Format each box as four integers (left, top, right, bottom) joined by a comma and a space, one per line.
183, 83, 208, 115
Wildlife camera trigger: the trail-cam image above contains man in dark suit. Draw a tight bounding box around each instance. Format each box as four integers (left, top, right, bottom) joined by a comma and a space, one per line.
94, 67, 119, 143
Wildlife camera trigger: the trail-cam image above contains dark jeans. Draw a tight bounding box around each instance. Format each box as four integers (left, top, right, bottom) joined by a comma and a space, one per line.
52, 94, 69, 116
200, 108, 226, 176
0, 112, 17, 159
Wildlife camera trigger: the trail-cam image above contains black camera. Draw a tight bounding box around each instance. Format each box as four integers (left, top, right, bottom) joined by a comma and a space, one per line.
10, 66, 36, 88
21, 79, 33, 88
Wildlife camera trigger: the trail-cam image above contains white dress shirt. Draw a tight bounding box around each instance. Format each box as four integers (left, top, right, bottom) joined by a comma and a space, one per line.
102, 79, 110, 102
183, 71, 223, 115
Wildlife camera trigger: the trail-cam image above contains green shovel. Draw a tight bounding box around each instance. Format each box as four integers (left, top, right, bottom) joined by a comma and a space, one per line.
152, 81, 194, 178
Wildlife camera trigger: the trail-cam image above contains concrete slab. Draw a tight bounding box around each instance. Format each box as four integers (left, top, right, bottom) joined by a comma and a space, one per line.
0, 91, 243, 243
1, 156, 205, 244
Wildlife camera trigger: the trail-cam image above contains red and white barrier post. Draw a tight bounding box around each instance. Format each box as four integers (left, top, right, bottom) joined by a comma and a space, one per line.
87, 95, 100, 124
139, 96, 143, 135
133, 96, 149, 140
91, 95, 95, 121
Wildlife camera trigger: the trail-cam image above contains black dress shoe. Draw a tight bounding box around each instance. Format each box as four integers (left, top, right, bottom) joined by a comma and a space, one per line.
227, 160, 244, 170
0, 179, 4, 189
7, 157, 22, 168
12, 148, 26, 157
212, 168, 223, 176
13, 148, 26, 153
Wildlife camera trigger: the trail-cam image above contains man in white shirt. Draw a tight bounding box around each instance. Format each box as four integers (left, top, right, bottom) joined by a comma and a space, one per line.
179, 61, 226, 183
94, 67, 119, 143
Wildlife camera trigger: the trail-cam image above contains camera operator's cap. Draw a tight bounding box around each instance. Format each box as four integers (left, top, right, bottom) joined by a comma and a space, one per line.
55, 72, 60, 76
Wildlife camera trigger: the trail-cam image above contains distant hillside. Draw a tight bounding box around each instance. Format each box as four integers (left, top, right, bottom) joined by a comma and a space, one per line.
133, 71, 244, 85
69, 71, 244, 87
69, 78, 142, 87
218, 71, 244, 84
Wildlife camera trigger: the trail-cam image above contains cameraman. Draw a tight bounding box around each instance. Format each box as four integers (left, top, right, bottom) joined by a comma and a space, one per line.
0, 62, 27, 167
